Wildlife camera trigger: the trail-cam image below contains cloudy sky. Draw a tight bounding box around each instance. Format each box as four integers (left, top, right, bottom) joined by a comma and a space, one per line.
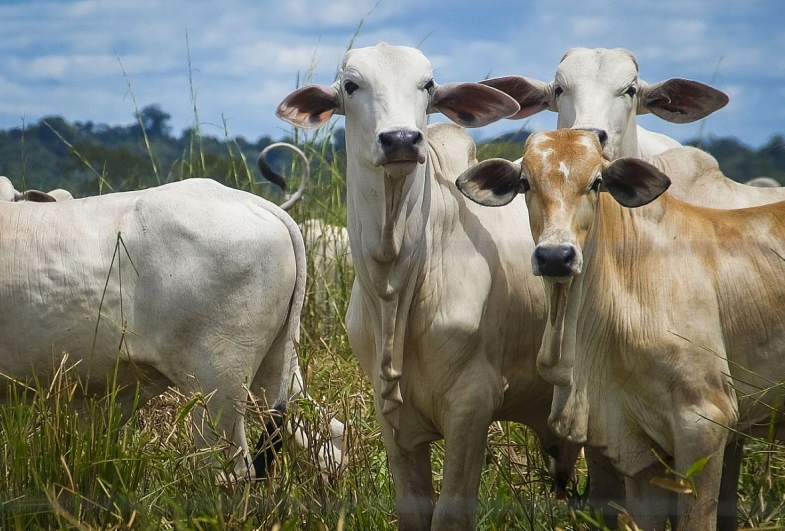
1, 0, 783, 147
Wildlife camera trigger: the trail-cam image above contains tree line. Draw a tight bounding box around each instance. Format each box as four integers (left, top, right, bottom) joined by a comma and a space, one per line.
1, 105, 783, 201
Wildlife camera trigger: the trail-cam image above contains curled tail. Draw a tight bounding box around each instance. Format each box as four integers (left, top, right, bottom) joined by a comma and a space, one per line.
257, 142, 311, 211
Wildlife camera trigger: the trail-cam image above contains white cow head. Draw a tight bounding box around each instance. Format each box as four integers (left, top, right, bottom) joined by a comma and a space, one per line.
276, 43, 520, 178
481, 47, 728, 160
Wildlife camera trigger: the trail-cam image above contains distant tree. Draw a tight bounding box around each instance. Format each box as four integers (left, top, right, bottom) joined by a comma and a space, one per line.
134, 104, 172, 139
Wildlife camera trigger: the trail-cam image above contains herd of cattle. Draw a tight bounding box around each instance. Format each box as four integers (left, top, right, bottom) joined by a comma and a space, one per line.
1, 43, 783, 530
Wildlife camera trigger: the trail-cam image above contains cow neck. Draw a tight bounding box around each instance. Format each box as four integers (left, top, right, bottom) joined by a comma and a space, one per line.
346, 149, 431, 433
548, 194, 672, 446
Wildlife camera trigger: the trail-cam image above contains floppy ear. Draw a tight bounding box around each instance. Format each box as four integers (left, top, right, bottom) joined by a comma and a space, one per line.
480, 76, 554, 119
456, 158, 524, 207
276, 83, 342, 129
601, 158, 671, 208
18, 190, 56, 203
638, 79, 729, 123
429, 83, 521, 128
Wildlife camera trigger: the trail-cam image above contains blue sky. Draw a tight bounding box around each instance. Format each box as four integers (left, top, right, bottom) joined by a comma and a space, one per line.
1, 0, 783, 147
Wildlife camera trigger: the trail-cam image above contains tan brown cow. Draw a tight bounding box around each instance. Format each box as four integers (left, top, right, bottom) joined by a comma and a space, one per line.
456, 129, 785, 530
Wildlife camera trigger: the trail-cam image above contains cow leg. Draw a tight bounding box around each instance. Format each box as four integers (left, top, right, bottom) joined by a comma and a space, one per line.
432, 397, 495, 530
379, 419, 434, 531
717, 436, 743, 531
585, 446, 626, 528
625, 463, 671, 531
672, 428, 727, 531
192, 386, 253, 480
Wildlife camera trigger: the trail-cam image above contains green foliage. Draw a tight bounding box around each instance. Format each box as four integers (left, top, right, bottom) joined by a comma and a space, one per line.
687, 134, 785, 184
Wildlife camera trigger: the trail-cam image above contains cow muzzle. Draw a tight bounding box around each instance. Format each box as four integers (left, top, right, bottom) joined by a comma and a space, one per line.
532, 243, 581, 280
374, 127, 427, 175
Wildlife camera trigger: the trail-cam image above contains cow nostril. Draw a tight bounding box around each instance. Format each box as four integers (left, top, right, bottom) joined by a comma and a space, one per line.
596, 129, 608, 145
534, 245, 577, 277
378, 129, 423, 154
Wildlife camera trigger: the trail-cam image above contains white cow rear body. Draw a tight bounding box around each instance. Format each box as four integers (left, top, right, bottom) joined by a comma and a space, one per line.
275, 43, 580, 530
457, 130, 785, 530
0, 178, 305, 477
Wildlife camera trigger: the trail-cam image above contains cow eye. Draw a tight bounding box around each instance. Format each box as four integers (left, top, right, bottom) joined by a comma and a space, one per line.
344, 80, 359, 95
423, 79, 435, 91
520, 179, 530, 193
625, 85, 637, 97
590, 177, 602, 191
554, 86, 563, 97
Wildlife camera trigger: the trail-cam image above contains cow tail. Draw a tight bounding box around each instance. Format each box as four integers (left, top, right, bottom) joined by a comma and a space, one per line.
252, 204, 307, 478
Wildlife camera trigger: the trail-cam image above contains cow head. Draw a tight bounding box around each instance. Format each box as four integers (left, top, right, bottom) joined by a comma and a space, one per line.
276, 43, 520, 179
457, 129, 671, 279
480, 47, 728, 160
457, 129, 670, 386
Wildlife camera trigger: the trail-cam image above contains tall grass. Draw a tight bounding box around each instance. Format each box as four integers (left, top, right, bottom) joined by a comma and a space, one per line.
2, 65, 784, 531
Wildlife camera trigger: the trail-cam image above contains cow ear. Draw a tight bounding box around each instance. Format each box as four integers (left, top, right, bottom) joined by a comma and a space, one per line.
638, 79, 729, 124
429, 83, 521, 128
601, 158, 671, 208
456, 158, 523, 207
480, 76, 553, 119
18, 190, 56, 203
276, 83, 342, 129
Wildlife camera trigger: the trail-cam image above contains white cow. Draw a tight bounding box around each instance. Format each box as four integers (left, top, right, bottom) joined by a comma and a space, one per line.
456, 129, 785, 530
0, 178, 341, 478
274, 43, 581, 530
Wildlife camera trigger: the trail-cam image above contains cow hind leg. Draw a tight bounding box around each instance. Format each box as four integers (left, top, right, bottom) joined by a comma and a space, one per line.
190, 389, 253, 480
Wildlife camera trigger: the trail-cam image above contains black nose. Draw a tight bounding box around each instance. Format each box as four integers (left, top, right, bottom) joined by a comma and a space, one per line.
573, 127, 608, 146
378, 129, 423, 155
534, 245, 577, 277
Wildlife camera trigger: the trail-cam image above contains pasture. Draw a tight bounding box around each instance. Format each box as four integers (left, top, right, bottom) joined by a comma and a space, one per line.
1, 113, 784, 531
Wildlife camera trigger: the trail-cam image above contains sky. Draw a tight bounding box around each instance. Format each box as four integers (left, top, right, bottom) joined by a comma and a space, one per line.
1, 0, 783, 148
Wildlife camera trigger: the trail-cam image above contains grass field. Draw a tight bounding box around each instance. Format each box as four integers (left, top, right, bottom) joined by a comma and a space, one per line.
1, 111, 784, 530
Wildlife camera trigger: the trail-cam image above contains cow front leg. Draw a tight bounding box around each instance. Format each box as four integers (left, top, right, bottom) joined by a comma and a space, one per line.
717, 436, 743, 531
585, 446, 626, 528
625, 462, 671, 531
673, 429, 727, 531
432, 398, 495, 530
379, 418, 434, 531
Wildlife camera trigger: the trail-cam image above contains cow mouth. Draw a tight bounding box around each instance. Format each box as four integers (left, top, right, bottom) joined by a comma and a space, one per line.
379, 159, 422, 178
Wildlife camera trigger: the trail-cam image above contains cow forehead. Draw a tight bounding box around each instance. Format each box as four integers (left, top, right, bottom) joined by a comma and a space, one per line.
524, 130, 602, 188
341, 43, 433, 84
557, 47, 638, 84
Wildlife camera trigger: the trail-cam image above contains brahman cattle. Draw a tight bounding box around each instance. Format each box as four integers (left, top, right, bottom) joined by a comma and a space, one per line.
0, 178, 342, 478
456, 129, 785, 530
273, 43, 580, 530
